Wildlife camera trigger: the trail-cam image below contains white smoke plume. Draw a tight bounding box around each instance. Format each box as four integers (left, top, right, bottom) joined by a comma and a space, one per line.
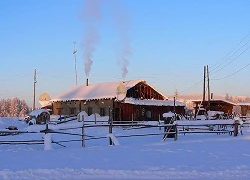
82, 0, 102, 77
110, 0, 132, 80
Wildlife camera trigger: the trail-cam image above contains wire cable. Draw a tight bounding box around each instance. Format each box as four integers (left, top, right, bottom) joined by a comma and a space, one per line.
210, 43, 250, 75
211, 62, 250, 81
179, 79, 203, 94
210, 32, 250, 72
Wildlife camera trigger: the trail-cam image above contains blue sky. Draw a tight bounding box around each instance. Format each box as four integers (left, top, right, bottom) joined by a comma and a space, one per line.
1, 0, 250, 107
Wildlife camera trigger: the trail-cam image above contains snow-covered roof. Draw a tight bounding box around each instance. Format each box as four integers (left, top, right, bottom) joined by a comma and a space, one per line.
124, 98, 186, 106
29, 109, 49, 117
51, 80, 167, 102
237, 102, 250, 106
192, 99, 236, 106
40, 101, 52, 108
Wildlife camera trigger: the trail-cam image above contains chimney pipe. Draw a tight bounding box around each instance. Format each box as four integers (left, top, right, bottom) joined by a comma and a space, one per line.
86, 78, 89, 86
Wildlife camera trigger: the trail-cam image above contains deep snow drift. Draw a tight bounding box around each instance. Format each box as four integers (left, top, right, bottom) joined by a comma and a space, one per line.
0, 117, 249, 180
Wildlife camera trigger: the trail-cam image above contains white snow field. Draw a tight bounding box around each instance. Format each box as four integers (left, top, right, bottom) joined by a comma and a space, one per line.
0, 117, 250, 180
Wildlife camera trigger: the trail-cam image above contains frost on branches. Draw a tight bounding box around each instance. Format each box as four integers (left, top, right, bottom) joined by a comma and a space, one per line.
0, 98, 30, 117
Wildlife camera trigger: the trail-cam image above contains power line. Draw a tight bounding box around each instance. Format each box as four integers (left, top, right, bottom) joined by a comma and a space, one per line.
210, 32, 250, 72
179, 79, 203, 94
178, 33, 250, 94
211, 62, 250, 81
210, 41, 250, 75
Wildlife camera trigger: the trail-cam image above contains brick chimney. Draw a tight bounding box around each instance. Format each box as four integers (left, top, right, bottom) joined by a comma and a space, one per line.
86, 78, 89, 86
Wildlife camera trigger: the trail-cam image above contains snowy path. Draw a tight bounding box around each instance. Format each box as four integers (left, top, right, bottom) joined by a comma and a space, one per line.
0, 135, 250, 180
1, 168, 250, 180
0, 118, 250, 179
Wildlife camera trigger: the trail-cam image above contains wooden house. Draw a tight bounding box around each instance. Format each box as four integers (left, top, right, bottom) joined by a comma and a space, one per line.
51, 80, 186, 122
237, 102, 250, 116
192, 99, 236, 116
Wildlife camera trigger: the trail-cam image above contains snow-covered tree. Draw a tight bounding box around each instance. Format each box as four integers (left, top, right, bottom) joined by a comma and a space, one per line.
10, 97, 20, 117
0, 99, 10, 117
0, 98, 30, 117
245, 97, 250, 102
225, 93, 230, 101
19, 100, 29, 117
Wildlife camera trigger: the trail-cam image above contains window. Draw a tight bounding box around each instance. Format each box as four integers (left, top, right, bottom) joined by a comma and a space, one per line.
88, 107, 93, 116
57, 108, 63, 115
70, 108, 76, 115
100, 108, 105, 117
146, 110, 152, 119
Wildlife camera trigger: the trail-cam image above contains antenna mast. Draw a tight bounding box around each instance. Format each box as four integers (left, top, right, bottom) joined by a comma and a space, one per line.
73, 42, 78, 86
33, 68, 37, 110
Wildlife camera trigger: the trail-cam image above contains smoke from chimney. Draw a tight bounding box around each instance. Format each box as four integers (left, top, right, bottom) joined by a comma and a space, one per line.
110, 0, 132, 80
81, 0, 102, 78
81, 0, 131, 80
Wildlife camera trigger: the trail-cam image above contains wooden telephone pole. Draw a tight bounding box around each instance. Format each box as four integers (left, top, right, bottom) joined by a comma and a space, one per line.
202, 66, 206, 104
202, 65, 211, 109
207, 65, 211, 110
33, 68, 37, 110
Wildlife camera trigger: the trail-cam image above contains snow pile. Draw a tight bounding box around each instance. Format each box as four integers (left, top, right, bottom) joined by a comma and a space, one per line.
163, 112, 175, 118
44, 133, 52, 150
106, 133, 120, 145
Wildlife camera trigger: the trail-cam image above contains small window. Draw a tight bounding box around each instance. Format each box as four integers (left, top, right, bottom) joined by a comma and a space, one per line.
57, 108, 63, 115
100, 108, 106, 117
88, 107, 93, 116
146, 110, 152, 119
70, 108, 76, 115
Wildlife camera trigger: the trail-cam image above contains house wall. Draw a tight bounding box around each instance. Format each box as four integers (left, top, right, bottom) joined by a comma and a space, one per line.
80, 99, 114, 116
52, 99, 185, 122
52, 99, 114, 116
115, 102, 185, 121
52, 101, 81, 115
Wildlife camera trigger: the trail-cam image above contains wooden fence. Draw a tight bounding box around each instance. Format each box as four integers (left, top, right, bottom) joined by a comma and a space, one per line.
0, 119, 247, 149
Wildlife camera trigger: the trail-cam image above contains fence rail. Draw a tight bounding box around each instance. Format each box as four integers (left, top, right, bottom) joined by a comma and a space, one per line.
0, 119, 244, 148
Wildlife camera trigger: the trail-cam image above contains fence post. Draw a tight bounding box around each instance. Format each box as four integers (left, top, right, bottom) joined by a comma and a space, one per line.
44, 122, 52, 150
108, 106, 111, 123
82, 120, 85, 147
45, 123, 48, 134
94, 113, 97, 124
109, 108, 113, 145
174, 124, 178, 141
159, 114, 161, 130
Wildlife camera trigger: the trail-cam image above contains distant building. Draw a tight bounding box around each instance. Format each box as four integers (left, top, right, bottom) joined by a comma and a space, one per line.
51, 80, 186, 121
237, 102, 250, 116
192, 99, 236, 115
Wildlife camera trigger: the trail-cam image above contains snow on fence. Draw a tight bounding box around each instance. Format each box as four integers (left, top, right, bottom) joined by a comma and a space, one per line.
0, 119, 246, 149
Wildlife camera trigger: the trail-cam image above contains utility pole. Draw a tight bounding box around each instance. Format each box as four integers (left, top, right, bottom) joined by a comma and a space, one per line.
33, 68, 37, 110
73, 42, 78, 86
202, 65, 206, 106
207, 65, 210, 110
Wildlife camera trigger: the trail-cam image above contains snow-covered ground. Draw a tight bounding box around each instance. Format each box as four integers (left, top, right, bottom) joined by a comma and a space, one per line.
0, 117, 250, 180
